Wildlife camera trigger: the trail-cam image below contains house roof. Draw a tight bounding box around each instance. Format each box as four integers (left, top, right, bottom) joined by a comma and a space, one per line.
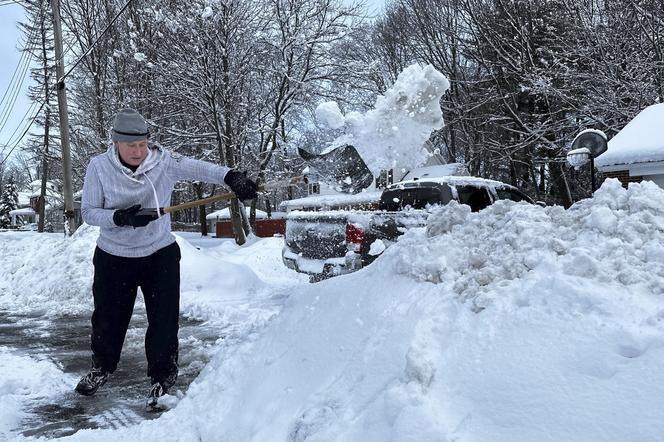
596, 103, 664, 169
206, 207, 268, 220
9, 207, 36, 216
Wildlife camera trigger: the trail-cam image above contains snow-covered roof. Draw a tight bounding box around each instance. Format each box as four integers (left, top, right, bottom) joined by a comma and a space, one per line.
9, 207, 35, 216
279, 190, 383, 211
596, 103, 664, 169
206, 207, 268, 220
17, 191, 31, 207
400, 163, 468, 181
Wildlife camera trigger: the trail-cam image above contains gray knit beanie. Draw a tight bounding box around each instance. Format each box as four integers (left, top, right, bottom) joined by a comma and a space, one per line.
111, 108, 149, 142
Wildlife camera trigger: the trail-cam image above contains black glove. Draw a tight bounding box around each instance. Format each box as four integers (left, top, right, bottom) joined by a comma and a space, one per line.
113, 204, 159, 228
224, 170, 258, 201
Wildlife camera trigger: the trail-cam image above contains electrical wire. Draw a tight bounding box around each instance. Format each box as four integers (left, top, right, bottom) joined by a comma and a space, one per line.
0, 0, 136, 165
0, 100, 45, 166
0, 25, 38, 133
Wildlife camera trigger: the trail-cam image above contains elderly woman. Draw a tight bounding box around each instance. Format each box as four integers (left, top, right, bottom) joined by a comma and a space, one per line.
76, 108, 257, 408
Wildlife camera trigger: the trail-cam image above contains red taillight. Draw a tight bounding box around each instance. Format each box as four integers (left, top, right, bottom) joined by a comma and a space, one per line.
346, 223, 364, 251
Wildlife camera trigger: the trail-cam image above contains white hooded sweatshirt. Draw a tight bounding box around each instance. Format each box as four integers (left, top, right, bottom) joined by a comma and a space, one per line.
81, 143, 230, 257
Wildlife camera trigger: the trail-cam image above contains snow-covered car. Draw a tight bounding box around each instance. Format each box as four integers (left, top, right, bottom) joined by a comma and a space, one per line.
282, 176, 533, 281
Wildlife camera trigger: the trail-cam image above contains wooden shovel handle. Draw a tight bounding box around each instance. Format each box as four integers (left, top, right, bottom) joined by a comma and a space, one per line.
161, 185, 266, 214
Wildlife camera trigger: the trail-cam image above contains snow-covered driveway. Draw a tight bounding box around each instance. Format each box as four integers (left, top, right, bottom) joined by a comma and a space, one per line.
0, 310, 221, 438
0, 230, 304, 440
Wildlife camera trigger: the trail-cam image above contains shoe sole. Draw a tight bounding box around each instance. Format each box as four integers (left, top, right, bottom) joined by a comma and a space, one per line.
75, 385, 99, 396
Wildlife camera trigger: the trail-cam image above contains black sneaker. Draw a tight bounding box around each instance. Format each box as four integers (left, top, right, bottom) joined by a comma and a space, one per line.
75, 367, 109, 396
146, 382, 166, 410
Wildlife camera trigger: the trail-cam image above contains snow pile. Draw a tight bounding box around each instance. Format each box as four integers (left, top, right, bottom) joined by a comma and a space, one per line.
201, 6, 213, 18
324, 64, 450, 174
56, 178, 664, 441
0, 226, 293, 320
0, 348, 74, 437
394, 178, 664, 308
0, 226, 99, 315
205, 207, 268, 220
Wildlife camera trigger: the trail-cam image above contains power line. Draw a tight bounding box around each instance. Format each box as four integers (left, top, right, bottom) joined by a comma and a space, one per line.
0, 100, 45, 166
0, 25, 36, 113
0, 24, 38, 134
1, 0, 136, 165
4, 90, 42, 147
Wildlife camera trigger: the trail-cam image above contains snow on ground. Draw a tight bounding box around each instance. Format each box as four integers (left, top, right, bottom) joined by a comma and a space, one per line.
2, 178, 664, 441
0, 347, 75, 437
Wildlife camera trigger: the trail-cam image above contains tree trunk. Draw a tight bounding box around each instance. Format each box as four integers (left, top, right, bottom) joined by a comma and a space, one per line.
199, 205, 208, 236
229, 198, 245, 245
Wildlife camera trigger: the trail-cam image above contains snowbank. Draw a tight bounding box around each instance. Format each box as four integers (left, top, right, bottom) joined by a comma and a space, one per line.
0, 347, 74, 437
53, 178, 664, 441
0, 226, 98, 316
0, 226, 296, 320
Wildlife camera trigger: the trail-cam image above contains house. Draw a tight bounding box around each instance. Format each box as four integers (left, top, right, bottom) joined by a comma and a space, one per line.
206, 207, 287, 238
595, 103, 664, 188
8, 180, 82, 230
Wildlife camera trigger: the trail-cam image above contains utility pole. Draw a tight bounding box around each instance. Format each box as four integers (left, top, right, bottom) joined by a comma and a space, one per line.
50, 0, 77, 235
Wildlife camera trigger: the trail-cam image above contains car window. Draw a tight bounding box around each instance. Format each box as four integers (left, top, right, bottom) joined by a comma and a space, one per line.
456, 186, 492, 212
379, 186, 448, 211
495, 188, 530, 203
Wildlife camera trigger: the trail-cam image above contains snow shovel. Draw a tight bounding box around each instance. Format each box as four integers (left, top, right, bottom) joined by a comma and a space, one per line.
136, 185, 267, 217
298, 144, 374, 194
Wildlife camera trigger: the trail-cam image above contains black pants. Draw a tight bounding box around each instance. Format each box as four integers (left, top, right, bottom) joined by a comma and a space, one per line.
90, 242, 181, 384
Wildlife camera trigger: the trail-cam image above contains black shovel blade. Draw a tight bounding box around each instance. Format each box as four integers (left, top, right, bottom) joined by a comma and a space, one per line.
297, 144, 374, 194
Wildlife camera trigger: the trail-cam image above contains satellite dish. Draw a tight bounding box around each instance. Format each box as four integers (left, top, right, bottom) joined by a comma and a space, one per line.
571, 130, 607, 159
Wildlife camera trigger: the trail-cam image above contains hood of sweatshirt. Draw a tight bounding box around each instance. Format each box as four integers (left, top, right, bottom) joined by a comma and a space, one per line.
106, 142, 165, 184
105, 142, 166, 212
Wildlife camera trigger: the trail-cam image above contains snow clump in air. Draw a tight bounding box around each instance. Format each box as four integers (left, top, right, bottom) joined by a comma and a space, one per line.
327, 64, 450, 175
315, 101, 346, 129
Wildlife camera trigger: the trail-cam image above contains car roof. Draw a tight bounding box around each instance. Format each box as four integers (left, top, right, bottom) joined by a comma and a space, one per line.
387, 175, 517, 191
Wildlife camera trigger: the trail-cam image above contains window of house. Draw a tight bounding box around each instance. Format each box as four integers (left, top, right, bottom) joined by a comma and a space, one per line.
308, 183, 320, 195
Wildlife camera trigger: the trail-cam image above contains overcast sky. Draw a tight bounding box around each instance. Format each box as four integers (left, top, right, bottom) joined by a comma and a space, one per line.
0, 0, 386, 161
0, 2, 31, 159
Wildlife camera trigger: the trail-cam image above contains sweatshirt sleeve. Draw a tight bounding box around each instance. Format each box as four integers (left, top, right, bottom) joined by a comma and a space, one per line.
165, 151, 232, 185
81, 160, 116, 227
